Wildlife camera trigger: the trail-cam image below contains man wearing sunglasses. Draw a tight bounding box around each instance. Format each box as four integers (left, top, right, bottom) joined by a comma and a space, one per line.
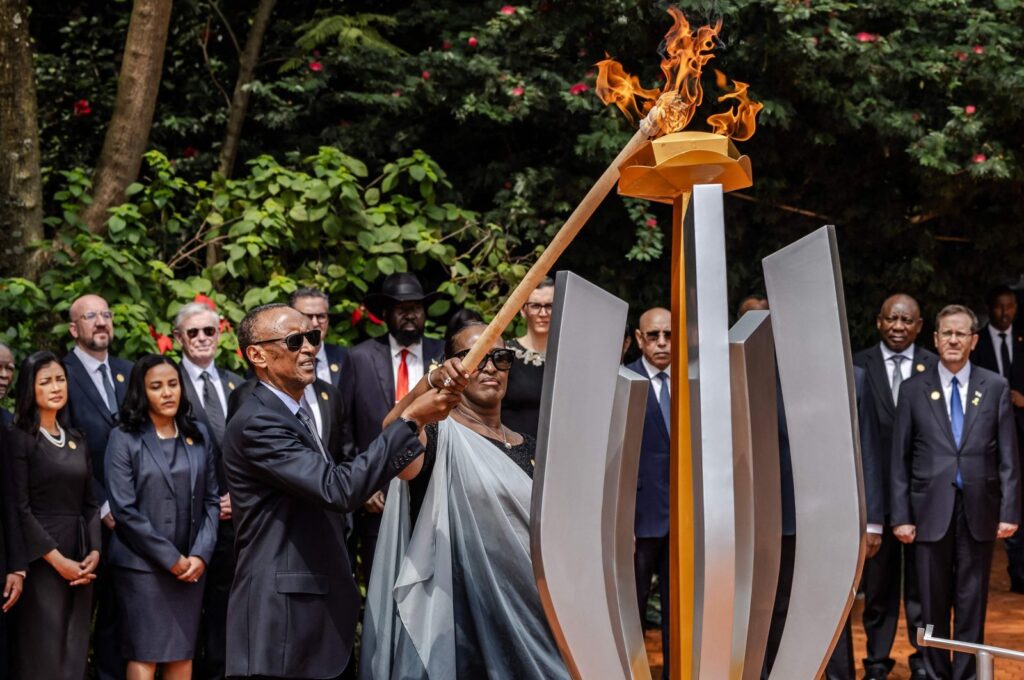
222, 303, 462, 680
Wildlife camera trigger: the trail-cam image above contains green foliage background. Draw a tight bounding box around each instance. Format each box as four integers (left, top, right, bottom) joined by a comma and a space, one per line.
6, 0, 1024, 364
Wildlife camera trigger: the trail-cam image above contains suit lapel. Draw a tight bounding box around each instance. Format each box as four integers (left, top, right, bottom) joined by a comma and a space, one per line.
183, 375, 210, 431
923, 369, 959, 451
65, 353, 114, 425
182, 432, 200, 491
630, 360, 669, 439
866, 346, 895, 416
111, 359, 129, 403
142, 426, 175, 493
372, 339, 395, 407
315, 383, 332, 446
253, 384, 321, 454
959, 366, 986, 449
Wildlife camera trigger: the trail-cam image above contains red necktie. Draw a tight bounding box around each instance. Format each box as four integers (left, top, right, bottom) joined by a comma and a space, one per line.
395, 349, 410, 402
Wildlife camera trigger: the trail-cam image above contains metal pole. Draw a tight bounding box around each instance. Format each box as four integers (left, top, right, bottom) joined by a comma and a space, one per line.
977, 651, 995, 680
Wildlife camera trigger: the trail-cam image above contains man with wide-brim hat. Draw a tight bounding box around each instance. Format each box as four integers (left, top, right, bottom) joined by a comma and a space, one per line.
339, 273, 446, 582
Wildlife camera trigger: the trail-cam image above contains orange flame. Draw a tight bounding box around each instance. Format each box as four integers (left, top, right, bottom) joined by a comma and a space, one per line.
706, 70, 763, 141
596, 7, 760, 141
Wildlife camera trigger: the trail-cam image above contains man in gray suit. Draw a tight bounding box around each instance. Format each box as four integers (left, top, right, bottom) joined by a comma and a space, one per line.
223, 303, 462, 679
892, 304, 1020, 680
172, 302, 243, 680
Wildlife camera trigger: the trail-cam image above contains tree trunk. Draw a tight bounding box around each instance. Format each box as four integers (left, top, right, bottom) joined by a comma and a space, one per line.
207, 0, 277, 268
80, 0, 173, 235
0, 0, 44, 279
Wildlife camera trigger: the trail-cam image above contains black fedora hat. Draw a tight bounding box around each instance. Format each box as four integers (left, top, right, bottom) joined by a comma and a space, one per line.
363, 273, 443, 315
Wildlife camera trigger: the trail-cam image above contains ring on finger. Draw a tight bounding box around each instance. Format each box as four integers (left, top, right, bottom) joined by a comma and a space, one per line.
442, 376, 453, 387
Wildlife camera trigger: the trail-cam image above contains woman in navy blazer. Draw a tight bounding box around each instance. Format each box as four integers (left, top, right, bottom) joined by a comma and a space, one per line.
105, 354, 219, 680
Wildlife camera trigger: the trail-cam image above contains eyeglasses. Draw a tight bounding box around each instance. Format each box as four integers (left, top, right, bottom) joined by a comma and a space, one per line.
252, 329, 322, 352
937, 330, 974, 341
643, 330, 671, 342
880, 314, 919, 326
523, 303, 553, 315
76, 310, 113, 323
451, 348, 515, 372
185, 326, 217, 339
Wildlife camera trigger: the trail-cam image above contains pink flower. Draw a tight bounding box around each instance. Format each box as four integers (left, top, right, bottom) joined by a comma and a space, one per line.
422, 70, 431, 80
441, 40, 452, 50
72, 99, 91, 117
954, 51, 968, 62
645, 217, 658, 229
855, 32, 878, 43
964, 105, 976, 116
973, 45, 984, 55
468, 36, 479, 48
972, 153, 987, 164
182, 145, 198, 159
511, 86, 525, 96
569, 82, 590, 95
308, 61, 323, 72
499, 5, 516, 14
585, 69, 596, 79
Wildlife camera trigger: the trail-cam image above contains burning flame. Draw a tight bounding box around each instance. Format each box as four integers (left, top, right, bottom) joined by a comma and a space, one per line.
596, 7, 760, 140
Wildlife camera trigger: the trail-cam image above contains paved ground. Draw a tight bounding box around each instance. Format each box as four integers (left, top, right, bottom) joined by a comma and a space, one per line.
645, 540, 1024, 678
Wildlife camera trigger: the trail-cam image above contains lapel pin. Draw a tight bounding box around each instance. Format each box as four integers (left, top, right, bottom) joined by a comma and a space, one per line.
228, 381, 236, 390
930, 390, 941, 401
116, 373, 125, 382
186, 437, 194, 446
330, 363, 339, 373
916, 363, 925, 373
321, 391, 329, 401
68, 440, 77, 450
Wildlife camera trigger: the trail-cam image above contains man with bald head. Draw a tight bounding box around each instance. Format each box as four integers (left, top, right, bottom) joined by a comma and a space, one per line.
626, 306, 672, 679
853, 293, 938, 680
0, 343, 14, 425
222, 303, 464, 679
62, 293, 133, 680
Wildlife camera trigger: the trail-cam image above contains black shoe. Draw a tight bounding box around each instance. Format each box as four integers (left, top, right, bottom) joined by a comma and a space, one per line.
909, 668, 928, 679
1010, 581, 1024, 594
863, 673, 887, 680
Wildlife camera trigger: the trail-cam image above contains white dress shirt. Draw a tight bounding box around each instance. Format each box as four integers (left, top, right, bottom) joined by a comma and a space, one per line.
389, 335, 424, 399
72, 346, 117, 411
315, 344, 331, 385
641, 356, 671, 403
937, 362, 971, 419
879, 342, 915, 384
181, 357, 228, 414
988, 325, 1014, 376
302, 384, 324, 438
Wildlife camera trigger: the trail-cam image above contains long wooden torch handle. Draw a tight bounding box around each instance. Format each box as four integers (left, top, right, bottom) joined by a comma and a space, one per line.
460, 123, 653, 372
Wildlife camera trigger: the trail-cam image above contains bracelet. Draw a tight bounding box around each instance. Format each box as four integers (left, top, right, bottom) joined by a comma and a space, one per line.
426, 369, 437, 390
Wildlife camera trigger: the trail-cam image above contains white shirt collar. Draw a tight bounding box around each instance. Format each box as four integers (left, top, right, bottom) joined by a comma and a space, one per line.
315, 343, 328, 362
937, 361, 971, 389
641, 356, 670, 379
181, 356, 218, 383
879, 342, 915, 362
259, 380, 302, 415
989, 324, 1012, 345
73, 345, 109, 374
389, 335, 423, 360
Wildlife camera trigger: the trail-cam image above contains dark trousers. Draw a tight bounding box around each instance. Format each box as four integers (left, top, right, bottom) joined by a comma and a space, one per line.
915, 492, 994, 680
861, 526, 925, 675
196, 520, 234, 680
1004, 527, 1024, 590
761, 533, 795, 679
94, 525, 125, 680
635, 534, 670, 680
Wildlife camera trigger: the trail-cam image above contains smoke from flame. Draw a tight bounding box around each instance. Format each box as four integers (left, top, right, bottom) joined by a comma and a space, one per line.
596, 7, 761, 140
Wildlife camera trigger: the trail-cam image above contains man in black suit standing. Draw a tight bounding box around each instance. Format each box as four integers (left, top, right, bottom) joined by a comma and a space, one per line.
172, 301, 244, 680
222, 303, 462, 679
0, 343, 14, 426
970, 285, 1024, 591
892, 304, 1020, 680
853, 293, 937, 679
340, 273, 445, 577
289, 287, 349, 389
62, 293, 133, 680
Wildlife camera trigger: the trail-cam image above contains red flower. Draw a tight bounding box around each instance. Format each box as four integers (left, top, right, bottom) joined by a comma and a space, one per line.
972, 153, 987, 164
569, 82, 590, 95
511, 86, 525, 96
352, 305, 384, 326
467, 36, 479, 48
351, 306, 363, 324
308, 61, 323, 72
422, 70, 431, 81
367, 309, 384, 325
194, 293, 218, 311
645, 217, 658, 229
148, 325, 174, 355
964, 105, 976, 116
72, 99, 91, 117
441, 40, 452, 50
972, 45, 984, 55
499, 5, 516, 14
954, 51, 968, 62
182, 145, 198, 159
855, 32, 878, 43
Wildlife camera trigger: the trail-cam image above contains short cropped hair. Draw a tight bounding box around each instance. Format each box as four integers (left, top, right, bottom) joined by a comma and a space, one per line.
174, 302, 219, 330
985, 285, 1016, 309
238, 303, 291, 352
935, 304, 979, 333
289, 287, 329, 307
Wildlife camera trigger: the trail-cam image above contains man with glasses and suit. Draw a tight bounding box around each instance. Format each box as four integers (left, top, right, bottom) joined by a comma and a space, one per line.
626, 306, 672, 680
62, 293, 133, 680
289, 287, 349, 390
172, 301, 243, 680
891, 304, 1020, 680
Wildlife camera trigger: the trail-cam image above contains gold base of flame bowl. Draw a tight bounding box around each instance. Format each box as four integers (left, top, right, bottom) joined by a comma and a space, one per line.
617, 131, 753, 203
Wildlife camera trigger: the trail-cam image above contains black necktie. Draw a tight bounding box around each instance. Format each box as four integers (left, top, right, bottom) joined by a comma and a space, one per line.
200, 371, 226, 445
1000, 332, 1012, 379
296, 405, 329, 463
98, 364, 118, 415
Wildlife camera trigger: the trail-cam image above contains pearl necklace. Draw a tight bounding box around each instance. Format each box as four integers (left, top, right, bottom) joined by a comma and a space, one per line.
41, 423, 66, 448
156, 423, 180, 440
455, 407, 511, 449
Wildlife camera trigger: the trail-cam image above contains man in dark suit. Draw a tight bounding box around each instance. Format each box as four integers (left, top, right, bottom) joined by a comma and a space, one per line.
61, 293, 132, 680
892, 304, 1020, 680
339, 273, 444, 578
0, 343, 14, 426
853, 293, 938, 679
172, 301, 244, 680
970, 285, 1024, 591
290, 287, 349, 389
626, 306, 672, 680
222, 303, 461, 679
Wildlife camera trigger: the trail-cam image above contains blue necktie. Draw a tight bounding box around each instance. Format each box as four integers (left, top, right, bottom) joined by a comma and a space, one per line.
656, 371, 671, 428
951, 376, 964, 489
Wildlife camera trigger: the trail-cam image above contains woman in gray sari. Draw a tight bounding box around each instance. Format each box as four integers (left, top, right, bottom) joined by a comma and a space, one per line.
360, 323, 569, 679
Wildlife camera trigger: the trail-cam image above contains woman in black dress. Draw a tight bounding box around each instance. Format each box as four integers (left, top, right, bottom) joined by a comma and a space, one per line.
9, 351, 101, 680
105, 355, 219, 680
502, 278, 554, 438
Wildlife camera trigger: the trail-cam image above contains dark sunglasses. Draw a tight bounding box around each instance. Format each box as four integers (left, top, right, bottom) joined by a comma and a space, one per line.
185, 326, 217, 339
644, 330, 671, 342
451, 348, 515, 372
253, 329, 322, 352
